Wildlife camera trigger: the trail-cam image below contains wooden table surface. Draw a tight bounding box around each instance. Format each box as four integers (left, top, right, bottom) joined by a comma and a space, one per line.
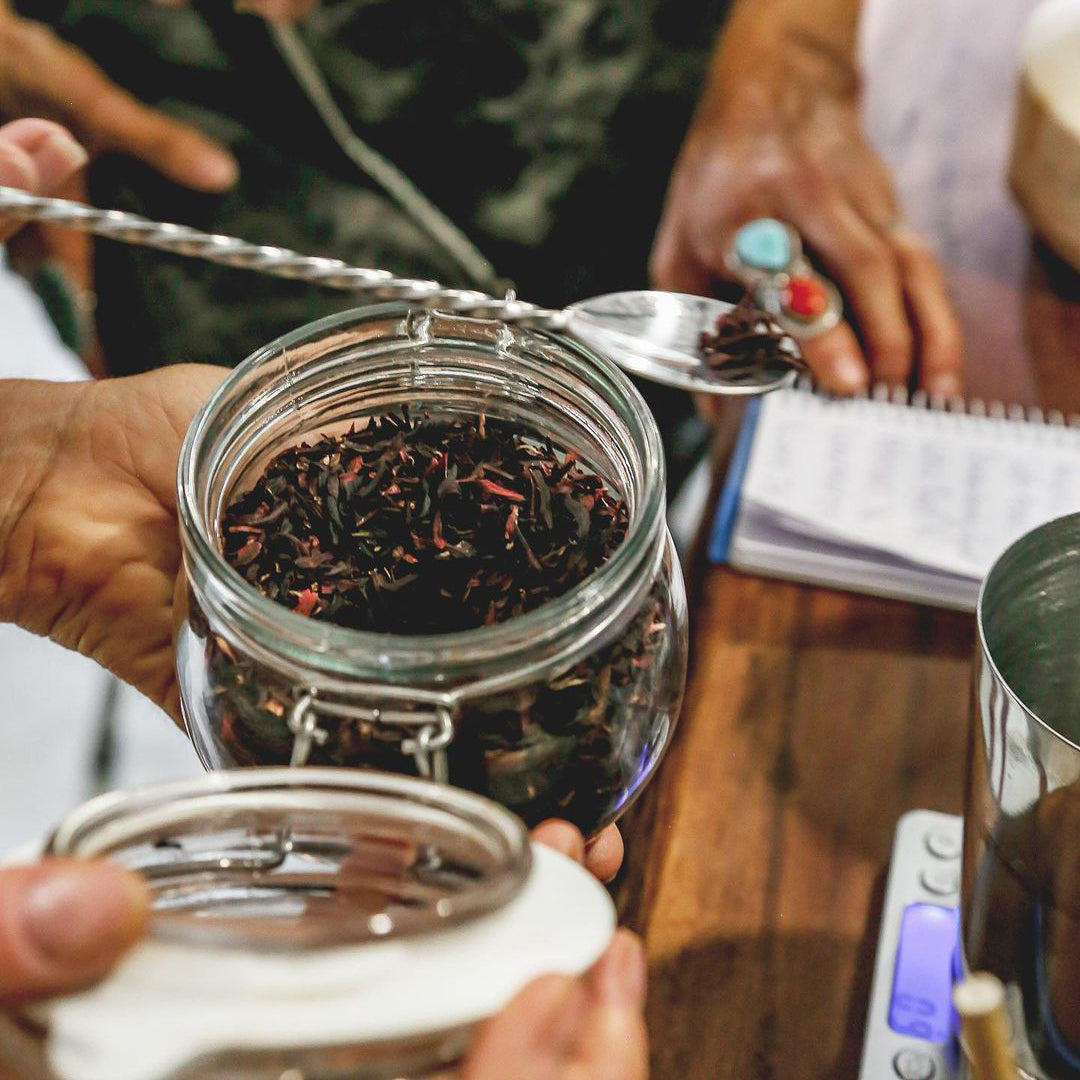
616, 6, 1080, 1076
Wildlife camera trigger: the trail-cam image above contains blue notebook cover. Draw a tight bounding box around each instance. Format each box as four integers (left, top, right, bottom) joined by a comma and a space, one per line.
707, 396, 763, 565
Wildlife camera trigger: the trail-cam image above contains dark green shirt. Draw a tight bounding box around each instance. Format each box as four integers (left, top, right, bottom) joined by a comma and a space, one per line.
26, 0, 727, 483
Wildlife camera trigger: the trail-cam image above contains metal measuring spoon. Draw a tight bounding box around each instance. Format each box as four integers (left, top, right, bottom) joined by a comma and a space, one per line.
0, 185, 801, 395
563, 290, 801, 394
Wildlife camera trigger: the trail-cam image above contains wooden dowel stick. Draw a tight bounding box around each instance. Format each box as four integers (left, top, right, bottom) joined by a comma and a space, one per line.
953, 973, 1018, 1080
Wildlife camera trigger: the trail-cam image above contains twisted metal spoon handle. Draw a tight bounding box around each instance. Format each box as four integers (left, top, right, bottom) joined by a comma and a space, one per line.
0, 186, 570, 329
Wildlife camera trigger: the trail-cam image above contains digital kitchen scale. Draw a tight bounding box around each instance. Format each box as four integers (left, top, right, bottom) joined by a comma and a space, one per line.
858, 810, 964, 1080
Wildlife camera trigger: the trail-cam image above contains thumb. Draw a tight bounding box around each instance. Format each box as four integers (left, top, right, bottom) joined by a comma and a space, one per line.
0, 860, 150, 1004
462, 974, 583, 1080
0, 119, 89, 241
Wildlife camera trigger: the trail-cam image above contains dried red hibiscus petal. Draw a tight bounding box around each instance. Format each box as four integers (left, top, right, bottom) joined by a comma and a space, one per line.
699, 291, 805, 377
220, 410, 629, 635
476, 478, 526, 501
234, 537, 262, 566
293, 587, 319, 617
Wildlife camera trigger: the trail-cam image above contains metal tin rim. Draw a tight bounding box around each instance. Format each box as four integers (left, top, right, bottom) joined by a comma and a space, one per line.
975, 510, 1080, 754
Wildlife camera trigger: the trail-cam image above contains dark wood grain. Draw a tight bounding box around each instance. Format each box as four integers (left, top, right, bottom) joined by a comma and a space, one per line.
617, 7, 1080, 1077
618, 574, 974, 1078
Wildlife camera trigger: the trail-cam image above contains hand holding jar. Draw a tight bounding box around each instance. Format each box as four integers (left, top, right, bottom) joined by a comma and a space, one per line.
0, 831, 646, 1080
0, 363, 627, 878
0, 116, 645, 1078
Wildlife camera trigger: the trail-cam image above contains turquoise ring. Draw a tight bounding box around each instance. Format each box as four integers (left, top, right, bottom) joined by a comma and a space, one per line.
725, 218, 842, 339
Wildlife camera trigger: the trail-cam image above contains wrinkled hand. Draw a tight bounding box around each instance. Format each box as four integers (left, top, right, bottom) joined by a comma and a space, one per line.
651, 38, 963, 396
0, 365, 626, 882
0, 365, 230, 715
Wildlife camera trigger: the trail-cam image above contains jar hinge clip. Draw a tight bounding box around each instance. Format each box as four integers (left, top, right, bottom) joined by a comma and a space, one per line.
399, 707, 454, 784
287, 693, 328, 768
287, 693, 454, 783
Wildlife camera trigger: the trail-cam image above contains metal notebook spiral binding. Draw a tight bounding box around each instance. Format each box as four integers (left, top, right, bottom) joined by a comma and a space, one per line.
793, 374, 1079, 427
0, 186, 569, 331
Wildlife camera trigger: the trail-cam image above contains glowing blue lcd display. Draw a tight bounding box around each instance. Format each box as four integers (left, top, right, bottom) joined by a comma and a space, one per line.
887, 903, 960, 1044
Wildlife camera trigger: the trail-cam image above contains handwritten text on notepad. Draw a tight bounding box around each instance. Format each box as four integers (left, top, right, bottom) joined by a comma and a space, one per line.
741, 390, 1080, 579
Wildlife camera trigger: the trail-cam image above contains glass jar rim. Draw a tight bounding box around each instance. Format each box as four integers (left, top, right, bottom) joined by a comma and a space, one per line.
977, 511, 1080, 754
177, 303, 668, 673
46, 767, 533, 949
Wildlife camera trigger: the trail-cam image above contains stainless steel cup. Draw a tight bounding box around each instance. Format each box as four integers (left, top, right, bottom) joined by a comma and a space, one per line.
964, 512, 1080, 1078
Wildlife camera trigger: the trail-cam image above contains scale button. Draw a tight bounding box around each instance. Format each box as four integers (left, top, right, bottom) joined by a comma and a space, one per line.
919, 865, 959, 896
893, 1048, 936, 1079
925, 828, 962, 860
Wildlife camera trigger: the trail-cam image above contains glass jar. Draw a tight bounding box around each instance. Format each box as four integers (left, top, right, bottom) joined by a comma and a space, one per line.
175, 305, 688, 834
8, 769, 615, 1080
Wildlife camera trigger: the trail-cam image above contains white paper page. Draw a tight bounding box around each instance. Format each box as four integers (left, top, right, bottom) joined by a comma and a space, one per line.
741, 389, 1080, 579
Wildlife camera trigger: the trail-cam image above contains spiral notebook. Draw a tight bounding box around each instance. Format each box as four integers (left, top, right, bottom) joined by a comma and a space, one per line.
709, 382, 1080, 610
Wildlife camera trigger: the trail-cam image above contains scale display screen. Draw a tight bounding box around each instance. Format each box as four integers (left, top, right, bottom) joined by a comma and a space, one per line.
888, 903, 961, 1044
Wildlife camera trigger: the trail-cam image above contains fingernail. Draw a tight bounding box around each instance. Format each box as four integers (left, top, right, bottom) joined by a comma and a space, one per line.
591, 931, 648, 1009
22, 862, 149, 968
829, 352, 870, 394
0, 142, 38, 192
926, 372, 962, 398
41, 132, 88, 171
31, 132, 88, 194
191, 149, 239, 192
532, 820, 586, 864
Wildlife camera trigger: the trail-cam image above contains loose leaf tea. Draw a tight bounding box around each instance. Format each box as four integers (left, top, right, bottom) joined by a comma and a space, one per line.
699, 291, 805, 380
191, 408, 685, 835
221, 411, 629, 634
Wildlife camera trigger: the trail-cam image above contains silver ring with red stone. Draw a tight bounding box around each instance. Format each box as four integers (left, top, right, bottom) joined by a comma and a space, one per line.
725, 218, 843, 340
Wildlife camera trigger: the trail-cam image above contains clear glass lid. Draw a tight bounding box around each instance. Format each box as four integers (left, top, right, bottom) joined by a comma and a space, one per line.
33, 769, 615, 1080
45, 768, 531, 950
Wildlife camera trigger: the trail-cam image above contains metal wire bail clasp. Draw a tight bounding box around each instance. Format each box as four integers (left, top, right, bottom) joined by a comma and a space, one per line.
288, 693, 328, 768
286, 691, 455, 783
399, 707, 454, 784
